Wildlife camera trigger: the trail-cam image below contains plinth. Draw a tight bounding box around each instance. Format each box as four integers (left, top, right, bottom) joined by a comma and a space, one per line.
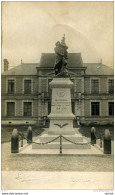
48, 78, 75, 135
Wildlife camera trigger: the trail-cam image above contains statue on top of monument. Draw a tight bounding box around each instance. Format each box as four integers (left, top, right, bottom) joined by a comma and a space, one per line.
54, 34, 69, 77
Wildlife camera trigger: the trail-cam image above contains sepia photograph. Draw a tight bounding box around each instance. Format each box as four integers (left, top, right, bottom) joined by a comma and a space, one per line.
1, 1, 114, 191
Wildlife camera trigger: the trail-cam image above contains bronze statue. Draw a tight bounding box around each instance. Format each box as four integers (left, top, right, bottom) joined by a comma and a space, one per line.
54, 35, 69, 77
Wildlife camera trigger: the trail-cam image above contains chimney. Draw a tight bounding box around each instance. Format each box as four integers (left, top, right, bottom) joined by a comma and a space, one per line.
3, 59, 9, 71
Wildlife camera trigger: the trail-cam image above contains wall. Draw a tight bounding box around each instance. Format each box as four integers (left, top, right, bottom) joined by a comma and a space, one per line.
16, 77, 23, 94
84, 77, 90, 94
75, 78, 83, 93
100, 77, 107, 93
39, 78, 48, 92
1, 100, 5, 117
84, 100, 90, 116
16, 100, 22, 116
101, 100, 108, 116
1, 77, 6, 94
33, 77, 38, 94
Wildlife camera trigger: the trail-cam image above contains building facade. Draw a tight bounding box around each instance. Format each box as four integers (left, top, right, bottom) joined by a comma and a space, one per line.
1, 53, 114, 126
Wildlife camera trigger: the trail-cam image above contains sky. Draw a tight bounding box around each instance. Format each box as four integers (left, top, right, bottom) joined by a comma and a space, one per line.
2, 1, 114, 71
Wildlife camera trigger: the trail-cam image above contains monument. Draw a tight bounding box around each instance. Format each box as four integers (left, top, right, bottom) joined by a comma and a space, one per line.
32, 35, 91, 150
48, 35, 75, 135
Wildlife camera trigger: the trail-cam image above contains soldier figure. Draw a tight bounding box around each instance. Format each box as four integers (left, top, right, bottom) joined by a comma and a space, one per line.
54, 35, 68, 76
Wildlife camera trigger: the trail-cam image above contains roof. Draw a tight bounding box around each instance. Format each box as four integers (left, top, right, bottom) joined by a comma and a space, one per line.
2, 54, 113, 76
84, 63, 114, 75
2, 63, 39, 76
40, 53, 83, 67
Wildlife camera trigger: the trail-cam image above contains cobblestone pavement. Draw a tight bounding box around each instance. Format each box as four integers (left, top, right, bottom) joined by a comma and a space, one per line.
2, 142, 113, 172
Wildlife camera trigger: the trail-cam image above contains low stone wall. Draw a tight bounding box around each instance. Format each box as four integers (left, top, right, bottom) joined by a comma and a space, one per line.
1, 118, 44, 126
2, 117, 114, 126
80, 117, 114, 126
1, 120, 37, 125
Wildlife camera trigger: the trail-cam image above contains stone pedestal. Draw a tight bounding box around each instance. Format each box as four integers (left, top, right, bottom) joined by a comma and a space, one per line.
48, 78, 75, 135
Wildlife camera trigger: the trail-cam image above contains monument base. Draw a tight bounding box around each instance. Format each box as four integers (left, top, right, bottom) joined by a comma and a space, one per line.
32, 77, 91, 150
32, 128, 91, 149
48, 115, 76, 135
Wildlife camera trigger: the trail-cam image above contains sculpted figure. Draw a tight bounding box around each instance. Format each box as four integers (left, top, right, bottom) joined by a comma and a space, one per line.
54, 35, 69, 76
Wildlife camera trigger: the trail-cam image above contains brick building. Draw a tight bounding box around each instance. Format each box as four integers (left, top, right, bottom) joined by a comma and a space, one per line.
1, 53, 114, 126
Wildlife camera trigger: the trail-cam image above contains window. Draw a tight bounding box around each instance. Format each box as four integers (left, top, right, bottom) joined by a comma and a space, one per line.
7, 102, 15, 116
91, 79, 99, 94
24, 80, 31, 94
108, 79, 114, 94
91, 102, 100, 116
8, 80, 15, 94
109, 102, 114, 116
23, 102, 32, 116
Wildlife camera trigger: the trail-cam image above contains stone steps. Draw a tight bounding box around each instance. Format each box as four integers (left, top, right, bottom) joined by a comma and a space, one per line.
37, 134, 83, 142
48, 130, 76, 135
32, 134, 91, 149
32, 127, 91, 150
32, 141, 91, 149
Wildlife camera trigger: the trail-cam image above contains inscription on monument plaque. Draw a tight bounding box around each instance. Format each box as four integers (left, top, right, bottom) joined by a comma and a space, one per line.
51, 88, 71, 114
